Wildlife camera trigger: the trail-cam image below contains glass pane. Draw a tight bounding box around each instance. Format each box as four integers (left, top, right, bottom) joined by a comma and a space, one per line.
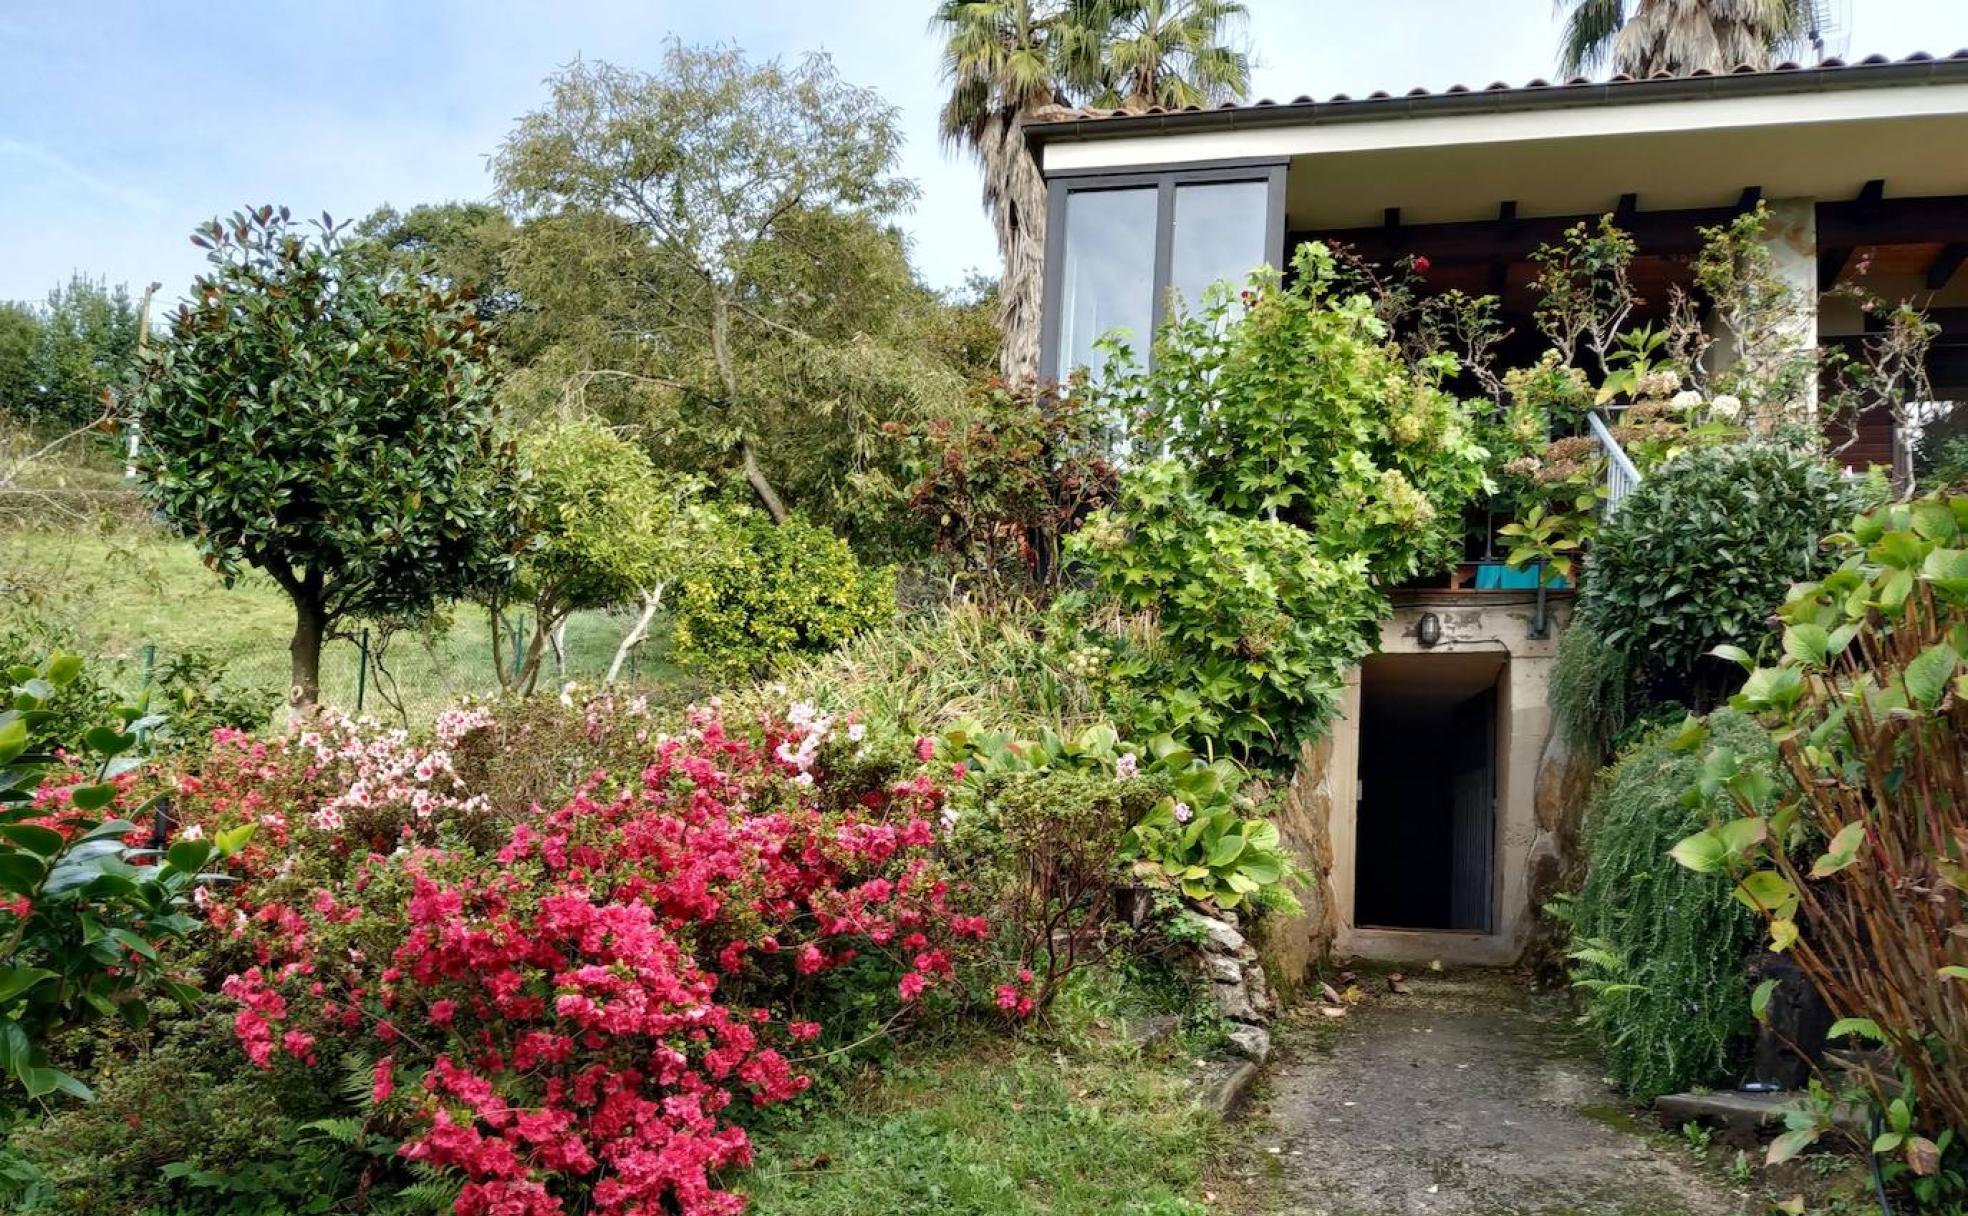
1053, 186, 1157, 377
1169, 180, 1270, 315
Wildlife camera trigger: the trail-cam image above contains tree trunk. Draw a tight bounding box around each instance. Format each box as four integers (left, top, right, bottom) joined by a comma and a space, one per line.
517, 618, 553, 696
741, 441, 788, 524
287, 596, 327, 715
709, 288, 790, 523
981, 107, 1049, 383
605, 583, 666, 685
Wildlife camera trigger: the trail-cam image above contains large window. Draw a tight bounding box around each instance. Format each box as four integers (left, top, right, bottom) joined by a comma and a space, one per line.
1041, 162, 1283, 380
1053, 187, 1158, 380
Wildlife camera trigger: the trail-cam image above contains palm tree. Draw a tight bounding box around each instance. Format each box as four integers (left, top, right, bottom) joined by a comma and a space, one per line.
933, 0, 1250, 381
1090, 0, 1251, 112
935, 1, 1078, 382
1556, 0, 1812, 79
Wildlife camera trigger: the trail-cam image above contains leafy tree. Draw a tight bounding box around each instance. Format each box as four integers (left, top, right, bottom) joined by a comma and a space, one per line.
134, 207, 516, 710
0, 303, 40, 419
495, 46, 921, 526
0, 277, 144, 427
353, 201, 524, 328
497, 419, 698, 694
1556, 0, 1810, 78
933, 1, 1248, 379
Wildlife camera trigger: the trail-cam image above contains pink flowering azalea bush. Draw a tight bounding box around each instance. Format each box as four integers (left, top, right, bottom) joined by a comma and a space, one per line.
163, 696, 1001, 1216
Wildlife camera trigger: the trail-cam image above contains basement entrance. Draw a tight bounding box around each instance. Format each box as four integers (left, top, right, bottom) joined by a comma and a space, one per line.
1354, 653, 1504, 933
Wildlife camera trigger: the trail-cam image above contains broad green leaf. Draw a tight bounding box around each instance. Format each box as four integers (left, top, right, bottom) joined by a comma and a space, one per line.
1781, 624, 1830, 667
1810, 821, 1867, 878
165, 839, 214, 874
1827, 1017, 1886, 1043
1904, 642, 1957, 710
0, 966, 57, 1006
0, 824, 64, 858
1734, 870, 1797, 918
1668, 830, 1727, 874
1750, 978, 1778, 1023
81, 726, 136, 758
1769, 917, 1799, 952
68, 784, 117, 812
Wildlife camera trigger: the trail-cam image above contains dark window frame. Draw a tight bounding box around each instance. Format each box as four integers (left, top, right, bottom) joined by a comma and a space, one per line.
1038, 158, 1288, 381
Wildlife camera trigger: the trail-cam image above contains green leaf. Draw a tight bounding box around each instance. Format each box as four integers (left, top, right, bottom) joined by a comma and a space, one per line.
81, 727, 136, 758
1827, 1017, 1886, 1044
0, 719, 25, 768
1904, 642, 1957, 710
1750, 978, 1778, 1023
164, 839, 213, 874
1709, 643, 1756, 671
0, 966, 58, 1007
1781, 624, 1831, 668
0, 824, 65, 858
214, 822, 256, 857
1810, 821, 1867, 878
1940, 966, 1968, 982
68, 784, 117, 812
1668, 830, 1727, 874
1734, 870, 1797, 918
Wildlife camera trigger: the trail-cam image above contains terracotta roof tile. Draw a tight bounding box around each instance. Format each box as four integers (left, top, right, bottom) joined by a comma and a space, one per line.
1034, 51, 1968, 125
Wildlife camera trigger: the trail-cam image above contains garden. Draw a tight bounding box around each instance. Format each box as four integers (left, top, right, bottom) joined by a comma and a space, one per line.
2, 28, 1967, 1216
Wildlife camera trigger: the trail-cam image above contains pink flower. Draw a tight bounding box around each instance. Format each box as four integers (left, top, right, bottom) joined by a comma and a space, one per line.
898, 971, 928, 1001
1173, 801, 1192, 824
915, 737, 936, 762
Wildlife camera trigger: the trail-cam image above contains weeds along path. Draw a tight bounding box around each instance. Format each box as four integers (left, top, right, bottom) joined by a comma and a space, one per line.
1233, 968, 1750, 1216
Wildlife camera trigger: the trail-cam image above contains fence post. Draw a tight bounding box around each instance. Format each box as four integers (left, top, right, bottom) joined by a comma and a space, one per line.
356, 628, 370, 713
140, 643, 157, 697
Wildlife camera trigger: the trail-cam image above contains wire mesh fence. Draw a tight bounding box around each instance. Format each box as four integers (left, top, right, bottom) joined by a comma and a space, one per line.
124, 607, 682, 729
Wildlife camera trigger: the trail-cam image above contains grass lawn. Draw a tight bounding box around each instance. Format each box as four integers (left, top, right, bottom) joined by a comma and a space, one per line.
3, 525, 682, 723
743, 973, 1259, 1216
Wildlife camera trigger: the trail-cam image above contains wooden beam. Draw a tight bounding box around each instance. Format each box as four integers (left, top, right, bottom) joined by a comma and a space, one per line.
1819, 194, 1968, 246
1820, 247, 1854, 291
1615, 193, 1639, 224
1736, 186, 1762, 214
1931, 242, 1968, 290
1290, 194, 1968, 274
1383, 207, 1402, 231
1488, 202, 1519, 295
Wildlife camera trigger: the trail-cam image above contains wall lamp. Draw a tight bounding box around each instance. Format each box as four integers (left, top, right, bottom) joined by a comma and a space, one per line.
1416, 612, 1442, 648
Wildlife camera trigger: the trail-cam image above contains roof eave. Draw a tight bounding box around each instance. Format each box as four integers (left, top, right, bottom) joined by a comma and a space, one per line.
1025, 55, 1968, 148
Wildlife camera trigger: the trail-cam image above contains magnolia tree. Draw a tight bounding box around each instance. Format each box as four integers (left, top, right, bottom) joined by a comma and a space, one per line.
136, 208, 517, 709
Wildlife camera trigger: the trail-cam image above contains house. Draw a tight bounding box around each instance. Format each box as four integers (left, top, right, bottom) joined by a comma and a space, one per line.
1025, 52, 1968, 966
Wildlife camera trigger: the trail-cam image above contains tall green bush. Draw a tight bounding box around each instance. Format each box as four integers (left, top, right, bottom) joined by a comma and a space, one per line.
1568, 710, 1772, 1100
1578, 443, 1870, 710
672, 510, 894, 676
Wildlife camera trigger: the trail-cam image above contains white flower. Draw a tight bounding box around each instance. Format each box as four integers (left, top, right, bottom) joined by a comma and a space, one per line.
1173, 801, 1192, 824
1709, 394, 1743, 420
847, 722, 867, 743
558, 682, 577, 708
1115, 753, 1138, 780
181, 823, 205, 841
1671, 389, 1704, 410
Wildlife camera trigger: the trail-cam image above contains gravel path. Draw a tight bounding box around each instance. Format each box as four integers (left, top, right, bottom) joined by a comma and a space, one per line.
1238, 968, 1752, 1216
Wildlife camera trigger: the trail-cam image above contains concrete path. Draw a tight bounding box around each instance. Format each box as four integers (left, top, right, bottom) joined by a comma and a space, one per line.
1240, 968, 1752, 1216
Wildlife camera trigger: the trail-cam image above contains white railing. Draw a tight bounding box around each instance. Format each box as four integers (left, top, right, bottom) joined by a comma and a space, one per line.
1586, 409, 1643, 516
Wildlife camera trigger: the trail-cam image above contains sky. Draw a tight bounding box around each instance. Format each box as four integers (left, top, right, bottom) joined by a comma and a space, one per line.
4, 0, 1967, 307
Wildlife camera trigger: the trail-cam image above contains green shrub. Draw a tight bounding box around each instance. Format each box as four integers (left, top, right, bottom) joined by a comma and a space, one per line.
772, 600, 1105, 740
1548, 622, 1632, 756
1579, 442, 1870, 709
1568, 709, 1773, 1100
672, 510, 895, 676
1065, 461, 1382, 767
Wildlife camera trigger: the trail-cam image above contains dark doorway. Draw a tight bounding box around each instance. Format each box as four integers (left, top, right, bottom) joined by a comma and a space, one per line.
1354, 653, 1503, 933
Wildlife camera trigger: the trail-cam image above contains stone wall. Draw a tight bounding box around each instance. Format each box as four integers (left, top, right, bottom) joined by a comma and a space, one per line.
1248, 733, 1339, 1002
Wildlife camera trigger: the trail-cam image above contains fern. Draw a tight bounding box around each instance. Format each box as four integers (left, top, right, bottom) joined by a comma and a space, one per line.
1568, 711, 1771, 1100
